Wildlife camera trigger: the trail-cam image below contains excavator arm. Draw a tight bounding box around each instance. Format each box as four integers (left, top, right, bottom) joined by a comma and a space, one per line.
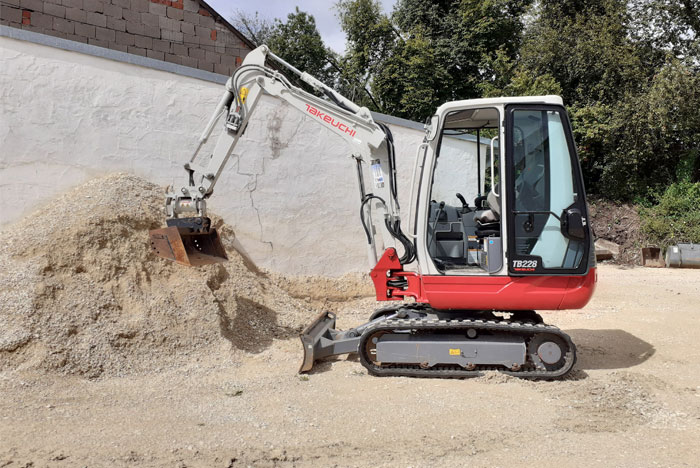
149, 45, 414, 269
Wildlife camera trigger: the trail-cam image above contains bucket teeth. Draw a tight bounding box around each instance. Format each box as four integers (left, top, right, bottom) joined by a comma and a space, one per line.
149, 218, 228, 267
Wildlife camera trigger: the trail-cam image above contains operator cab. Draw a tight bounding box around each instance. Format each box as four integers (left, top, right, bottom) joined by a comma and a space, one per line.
416, 96, 592, 277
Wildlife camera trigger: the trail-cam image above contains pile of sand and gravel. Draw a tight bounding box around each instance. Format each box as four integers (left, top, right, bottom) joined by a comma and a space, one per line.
0, 173, 319, 379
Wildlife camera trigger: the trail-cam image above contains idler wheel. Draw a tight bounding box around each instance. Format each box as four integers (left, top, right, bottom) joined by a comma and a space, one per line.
537, 341, 562, 365
528, 334, 567, 371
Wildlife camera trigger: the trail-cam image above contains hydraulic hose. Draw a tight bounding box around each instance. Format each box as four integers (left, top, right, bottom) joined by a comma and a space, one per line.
360, 194, 387, 244
360, 194, 416, 265
375, 122, 417, 265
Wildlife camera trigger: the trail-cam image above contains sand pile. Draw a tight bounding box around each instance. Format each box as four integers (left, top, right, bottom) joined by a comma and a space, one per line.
271, 273, 375, 302
0, 173, 317, 378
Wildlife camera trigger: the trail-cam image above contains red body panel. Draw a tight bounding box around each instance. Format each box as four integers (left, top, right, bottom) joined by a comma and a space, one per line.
371, 249, 597, 311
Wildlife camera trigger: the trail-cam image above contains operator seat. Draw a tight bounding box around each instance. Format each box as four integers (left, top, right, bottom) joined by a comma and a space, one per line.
474, 187, 500, 238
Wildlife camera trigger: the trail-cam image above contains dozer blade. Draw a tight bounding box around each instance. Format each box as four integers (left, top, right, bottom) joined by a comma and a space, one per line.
149, 217, 228, 267
299, 311, 338, 373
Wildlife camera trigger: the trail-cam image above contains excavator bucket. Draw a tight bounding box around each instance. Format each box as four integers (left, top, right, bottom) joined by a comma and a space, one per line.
149, 217, 228, 267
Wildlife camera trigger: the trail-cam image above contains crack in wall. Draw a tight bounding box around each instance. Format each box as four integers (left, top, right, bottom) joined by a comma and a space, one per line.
235, 155, 273, 254
231, 106, 342, 262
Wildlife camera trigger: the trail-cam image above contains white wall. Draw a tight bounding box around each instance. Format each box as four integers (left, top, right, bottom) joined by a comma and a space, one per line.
0, 36, 482, 276
431, 135, 488, 208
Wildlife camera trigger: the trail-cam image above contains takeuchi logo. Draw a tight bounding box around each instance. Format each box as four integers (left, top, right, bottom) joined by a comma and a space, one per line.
305, 104, 357, 137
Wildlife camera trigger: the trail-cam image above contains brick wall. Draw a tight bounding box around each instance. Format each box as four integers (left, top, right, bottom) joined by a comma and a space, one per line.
0, 0, 254, 76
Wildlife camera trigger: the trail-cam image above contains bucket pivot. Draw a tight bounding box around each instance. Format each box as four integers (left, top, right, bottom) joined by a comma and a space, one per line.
149, 217, 228, 267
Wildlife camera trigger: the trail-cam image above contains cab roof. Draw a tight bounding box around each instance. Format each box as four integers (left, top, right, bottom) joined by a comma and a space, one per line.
436, 95, 564, 117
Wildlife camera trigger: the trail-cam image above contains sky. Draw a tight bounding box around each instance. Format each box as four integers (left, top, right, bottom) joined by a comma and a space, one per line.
206, 0, 397, 53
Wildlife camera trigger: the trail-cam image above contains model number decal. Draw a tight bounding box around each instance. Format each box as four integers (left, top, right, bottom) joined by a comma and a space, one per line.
512, 259, 538, 271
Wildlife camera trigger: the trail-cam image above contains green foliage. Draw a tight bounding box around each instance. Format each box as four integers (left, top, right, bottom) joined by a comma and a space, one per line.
266, 8, 337, 84
630, 0, 700, 63
519, 0, 645, 106
640, 182, 700, 248
371, 32, 452, 118
337, 0, 395, 75
335, 0, 397, 108
480, 61, 562, 97
596, 59, 700, 200
338, 0, 533, 120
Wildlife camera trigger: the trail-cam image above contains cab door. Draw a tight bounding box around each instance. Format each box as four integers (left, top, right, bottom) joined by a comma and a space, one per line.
504, 105, 592, 275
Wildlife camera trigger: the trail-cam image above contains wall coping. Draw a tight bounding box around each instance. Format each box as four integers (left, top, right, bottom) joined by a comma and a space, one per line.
1, 25, 228, 84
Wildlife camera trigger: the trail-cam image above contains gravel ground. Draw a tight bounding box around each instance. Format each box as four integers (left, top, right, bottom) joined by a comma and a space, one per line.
1, 268, 699, 467
1, 175, 699, 467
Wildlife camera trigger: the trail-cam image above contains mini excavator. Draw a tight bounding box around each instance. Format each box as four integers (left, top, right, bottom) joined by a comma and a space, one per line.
149, 45, 596, 379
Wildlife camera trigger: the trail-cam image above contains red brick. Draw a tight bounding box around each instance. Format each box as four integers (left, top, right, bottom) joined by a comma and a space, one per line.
198, 8, 209, 16
235, 56, 241, 66
22, 17, 29, 24
210, 29, 216, 41
22, 9, 30, 17
172, 0, 183, 9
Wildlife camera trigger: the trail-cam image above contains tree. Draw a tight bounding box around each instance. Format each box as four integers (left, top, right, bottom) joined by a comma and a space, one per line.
604, 59, 700, 198
393, 0, 532, 101
630, 0, 700, 64
517, 0, 645, 106
231, 8, 337, 84
335, 0, 397, 109
337, 0, 533, 121
230, 10, 274, 46
267, 8, 338, 84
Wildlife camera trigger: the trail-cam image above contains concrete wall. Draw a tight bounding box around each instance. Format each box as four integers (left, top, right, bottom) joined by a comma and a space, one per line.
0, 35, 485, 276
432, 135, 489, 208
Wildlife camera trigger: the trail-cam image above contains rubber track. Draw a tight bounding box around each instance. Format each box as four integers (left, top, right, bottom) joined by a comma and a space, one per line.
358, 318, 576, 380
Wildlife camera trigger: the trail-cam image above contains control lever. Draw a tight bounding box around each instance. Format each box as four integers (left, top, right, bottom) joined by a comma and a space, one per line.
455, 193, 471, 213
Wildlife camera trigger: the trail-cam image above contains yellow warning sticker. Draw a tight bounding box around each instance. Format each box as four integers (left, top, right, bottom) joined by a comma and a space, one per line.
239, 87, 249, 103
449, 348, 461, 356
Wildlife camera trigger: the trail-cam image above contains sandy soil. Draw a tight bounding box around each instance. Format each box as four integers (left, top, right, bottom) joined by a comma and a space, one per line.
0, 265, 698, 467
1, 175, 699, 467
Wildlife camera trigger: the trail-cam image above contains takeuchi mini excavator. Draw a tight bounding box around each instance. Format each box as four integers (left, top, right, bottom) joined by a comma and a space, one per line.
149, 45, 597, 379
